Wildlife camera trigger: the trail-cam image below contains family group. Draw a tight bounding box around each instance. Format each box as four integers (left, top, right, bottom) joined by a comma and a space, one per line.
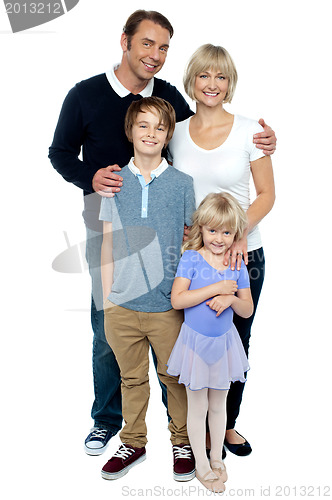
49, 10, 275, 493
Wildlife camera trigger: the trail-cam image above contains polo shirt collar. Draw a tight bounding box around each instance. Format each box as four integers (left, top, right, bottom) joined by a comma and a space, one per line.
128, 157, 168, 178
105, 64, 154, 98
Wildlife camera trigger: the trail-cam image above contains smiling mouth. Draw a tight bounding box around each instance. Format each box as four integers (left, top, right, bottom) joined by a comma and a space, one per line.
203, 92, 219, 97
142, 140, 157, 146
142, 61, 158, 71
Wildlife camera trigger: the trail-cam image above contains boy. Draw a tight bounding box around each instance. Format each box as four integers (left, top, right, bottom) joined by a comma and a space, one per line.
99, 97, 196, 481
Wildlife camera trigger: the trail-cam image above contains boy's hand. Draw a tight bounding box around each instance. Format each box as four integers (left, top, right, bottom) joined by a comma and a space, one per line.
92, 164, 123, 197
206, 295, 234, 317
217, 280, 238, 295
183, 225, 191, 241
253, 118, 277, 155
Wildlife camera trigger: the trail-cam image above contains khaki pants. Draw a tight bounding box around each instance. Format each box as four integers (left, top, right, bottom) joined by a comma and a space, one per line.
104, 303, 189, 448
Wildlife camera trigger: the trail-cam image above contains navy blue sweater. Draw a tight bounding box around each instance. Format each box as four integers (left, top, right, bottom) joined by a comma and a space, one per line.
49, 73, 193, 230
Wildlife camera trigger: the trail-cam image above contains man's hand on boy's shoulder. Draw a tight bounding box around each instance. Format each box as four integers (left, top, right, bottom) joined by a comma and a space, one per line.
92, 164, 123, 197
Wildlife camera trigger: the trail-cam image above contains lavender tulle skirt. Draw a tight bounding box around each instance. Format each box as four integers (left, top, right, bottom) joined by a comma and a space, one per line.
167, 322, 250, 391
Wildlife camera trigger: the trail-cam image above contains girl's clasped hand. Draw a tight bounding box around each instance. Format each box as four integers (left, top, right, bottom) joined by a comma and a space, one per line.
205, 277, 237, 317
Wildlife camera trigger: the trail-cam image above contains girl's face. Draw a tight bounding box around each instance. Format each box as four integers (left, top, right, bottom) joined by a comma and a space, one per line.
194, 69, 229, 106
201, 225, 235, 256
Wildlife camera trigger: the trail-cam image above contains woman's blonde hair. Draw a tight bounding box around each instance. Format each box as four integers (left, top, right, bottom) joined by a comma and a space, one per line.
183, 192, 247, 252
183, 44, 238, 103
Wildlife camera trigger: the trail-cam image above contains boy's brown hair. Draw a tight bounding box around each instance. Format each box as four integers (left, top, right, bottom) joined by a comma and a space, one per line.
124, 96, 176, 146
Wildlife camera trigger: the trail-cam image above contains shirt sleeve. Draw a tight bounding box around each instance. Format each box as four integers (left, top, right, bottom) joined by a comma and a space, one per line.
175, 250, 196, 280
237, 260, 250, 289
48, 86, 97, 193
99, 197, 114, 222
247, 120, 265, 163
166, 84, 193, 123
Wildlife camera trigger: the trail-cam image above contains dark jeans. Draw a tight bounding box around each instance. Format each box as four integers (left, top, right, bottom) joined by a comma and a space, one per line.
226, 247, 265, 430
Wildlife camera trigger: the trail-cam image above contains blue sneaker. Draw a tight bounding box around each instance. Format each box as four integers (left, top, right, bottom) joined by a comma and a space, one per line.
84, 427, 114, 456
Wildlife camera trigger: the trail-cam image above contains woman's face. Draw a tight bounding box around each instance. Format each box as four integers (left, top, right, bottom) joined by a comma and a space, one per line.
194, 69, 229, 106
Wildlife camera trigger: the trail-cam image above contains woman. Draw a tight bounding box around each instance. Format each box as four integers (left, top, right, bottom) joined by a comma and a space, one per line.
168, 43, 275, 456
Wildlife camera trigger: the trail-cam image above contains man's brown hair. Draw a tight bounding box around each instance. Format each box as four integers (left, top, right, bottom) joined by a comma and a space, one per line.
123, 10, 174, 49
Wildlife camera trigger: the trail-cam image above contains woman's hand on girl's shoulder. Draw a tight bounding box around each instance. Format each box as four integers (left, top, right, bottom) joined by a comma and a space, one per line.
224, 238, 248, 271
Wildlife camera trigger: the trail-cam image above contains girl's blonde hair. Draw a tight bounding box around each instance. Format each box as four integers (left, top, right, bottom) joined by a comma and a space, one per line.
183, 192, 247, 252
183, 44, 238, 104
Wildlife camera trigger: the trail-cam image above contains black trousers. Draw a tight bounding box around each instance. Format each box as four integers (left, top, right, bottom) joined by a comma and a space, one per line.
226, 247, 265, 429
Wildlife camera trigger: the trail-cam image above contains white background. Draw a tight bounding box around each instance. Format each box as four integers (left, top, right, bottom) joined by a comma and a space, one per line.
1, 0, 331, 498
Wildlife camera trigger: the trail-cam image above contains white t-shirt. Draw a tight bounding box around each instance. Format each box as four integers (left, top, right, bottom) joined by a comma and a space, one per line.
168, 114, 265, 251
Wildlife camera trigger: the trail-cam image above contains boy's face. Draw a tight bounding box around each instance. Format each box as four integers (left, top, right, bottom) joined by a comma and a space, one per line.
131, 109, 168, 159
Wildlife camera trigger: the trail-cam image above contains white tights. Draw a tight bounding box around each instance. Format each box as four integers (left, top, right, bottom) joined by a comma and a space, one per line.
186, 387, 228, 478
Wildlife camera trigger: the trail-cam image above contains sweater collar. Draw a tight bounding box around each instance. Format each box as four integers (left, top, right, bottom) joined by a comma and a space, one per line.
105, 64, 154, 98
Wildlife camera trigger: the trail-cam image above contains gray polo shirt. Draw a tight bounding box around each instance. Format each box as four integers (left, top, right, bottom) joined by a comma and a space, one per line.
99, 160, 195, 312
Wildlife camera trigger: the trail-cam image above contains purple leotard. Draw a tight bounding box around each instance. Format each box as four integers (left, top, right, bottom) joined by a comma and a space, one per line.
176, 250, 250, 337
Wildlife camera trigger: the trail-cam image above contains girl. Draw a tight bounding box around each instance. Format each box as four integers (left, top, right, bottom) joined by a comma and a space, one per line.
167, 192, 253, 493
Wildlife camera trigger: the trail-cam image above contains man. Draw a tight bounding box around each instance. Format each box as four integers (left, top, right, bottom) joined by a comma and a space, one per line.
49, 9, 276, 468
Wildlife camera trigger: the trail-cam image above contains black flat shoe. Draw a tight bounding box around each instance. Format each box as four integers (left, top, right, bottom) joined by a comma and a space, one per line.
224, 431, 252, 456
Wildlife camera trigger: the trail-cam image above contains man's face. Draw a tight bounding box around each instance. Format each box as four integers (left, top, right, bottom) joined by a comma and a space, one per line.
121, 20, 170, 83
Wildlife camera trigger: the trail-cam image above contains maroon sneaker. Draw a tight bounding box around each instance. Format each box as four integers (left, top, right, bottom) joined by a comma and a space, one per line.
173, 444, 195, 481
101, 443, 146, 480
